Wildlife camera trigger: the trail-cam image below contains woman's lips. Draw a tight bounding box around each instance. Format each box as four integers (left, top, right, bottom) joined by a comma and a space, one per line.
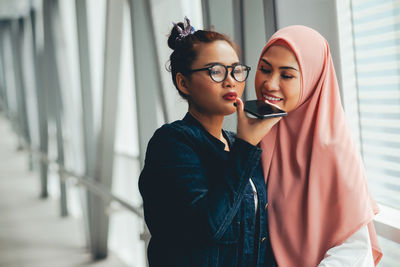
223, 92, 237, 101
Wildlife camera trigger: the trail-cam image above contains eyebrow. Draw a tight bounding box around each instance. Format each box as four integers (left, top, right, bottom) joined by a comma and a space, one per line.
204, 61, 240, 67
260, 58, 299, 72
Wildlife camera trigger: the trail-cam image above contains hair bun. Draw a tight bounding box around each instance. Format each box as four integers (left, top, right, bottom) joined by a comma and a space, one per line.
168, 22, 185, 50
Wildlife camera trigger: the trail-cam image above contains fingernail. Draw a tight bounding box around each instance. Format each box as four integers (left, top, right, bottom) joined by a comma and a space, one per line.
233, 102, 237, 107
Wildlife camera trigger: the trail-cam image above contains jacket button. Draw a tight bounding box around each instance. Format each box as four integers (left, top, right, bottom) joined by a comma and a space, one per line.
264, 203, 269, 210
261, 237, 266, 242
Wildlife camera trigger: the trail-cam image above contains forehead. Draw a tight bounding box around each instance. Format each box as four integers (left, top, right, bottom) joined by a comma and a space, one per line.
193, 40, 239, 66
262, 45, 298, 66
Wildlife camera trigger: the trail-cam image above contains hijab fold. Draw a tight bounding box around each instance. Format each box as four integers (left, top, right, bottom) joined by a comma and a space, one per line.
259, 25, 382, 267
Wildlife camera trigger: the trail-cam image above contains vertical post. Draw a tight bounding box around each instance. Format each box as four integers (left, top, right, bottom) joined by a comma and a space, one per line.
263, 0, 278, 38
201, 0, 235, 38
75, 0, 96, 251
128, 0, 169, 264
240, 0, 269, 100
10, 19, 31, 150
30, 7, 49, 199
232, 0, 244, 60
0, 23, 9, 114
1, 21, 20, 133
89, 0, 124, 259
201, 0, 211, 29
42, 0, 68, 215
128, 0, 167, 166
18, 16, 39, 171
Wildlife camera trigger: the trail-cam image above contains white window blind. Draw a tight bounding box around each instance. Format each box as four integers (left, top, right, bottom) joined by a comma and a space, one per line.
350, 1, 400, 265
351, 0, 400, 210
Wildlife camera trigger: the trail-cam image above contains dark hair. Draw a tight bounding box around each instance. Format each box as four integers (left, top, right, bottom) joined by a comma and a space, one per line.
167, 22, 238, 99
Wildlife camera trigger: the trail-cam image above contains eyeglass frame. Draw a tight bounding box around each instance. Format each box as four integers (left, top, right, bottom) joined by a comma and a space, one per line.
188, 63, 251, 83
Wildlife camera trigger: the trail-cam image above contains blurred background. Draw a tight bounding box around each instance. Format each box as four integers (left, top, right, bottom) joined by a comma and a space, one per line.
0, 0, 399, 266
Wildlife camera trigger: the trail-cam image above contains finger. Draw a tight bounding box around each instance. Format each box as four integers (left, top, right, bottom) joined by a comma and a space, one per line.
235, 97, 245, 118
260, 116, 282, 129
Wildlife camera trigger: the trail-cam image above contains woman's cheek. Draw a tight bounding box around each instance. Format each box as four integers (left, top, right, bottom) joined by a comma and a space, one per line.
254, 74, 263, 97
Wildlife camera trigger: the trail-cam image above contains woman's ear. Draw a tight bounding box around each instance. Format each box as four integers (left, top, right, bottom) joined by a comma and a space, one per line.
176, 73, 190, 96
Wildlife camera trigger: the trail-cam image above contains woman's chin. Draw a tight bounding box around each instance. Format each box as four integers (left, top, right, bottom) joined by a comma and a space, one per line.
223, 106, 237, 116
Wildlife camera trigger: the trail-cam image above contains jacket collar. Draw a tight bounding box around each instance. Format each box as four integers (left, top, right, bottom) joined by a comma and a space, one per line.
183, 112, 235, 150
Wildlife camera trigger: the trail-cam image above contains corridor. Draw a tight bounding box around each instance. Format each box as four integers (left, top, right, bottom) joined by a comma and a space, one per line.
0, 114, 128, 267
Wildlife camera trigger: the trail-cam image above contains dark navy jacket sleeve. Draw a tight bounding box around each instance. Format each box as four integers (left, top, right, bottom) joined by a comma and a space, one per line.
139, 123, 262, 243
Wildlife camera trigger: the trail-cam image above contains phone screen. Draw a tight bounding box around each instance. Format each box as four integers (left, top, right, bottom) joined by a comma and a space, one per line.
244, 100, 287, 119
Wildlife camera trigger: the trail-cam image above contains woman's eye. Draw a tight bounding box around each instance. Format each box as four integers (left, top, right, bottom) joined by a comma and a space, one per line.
259, 67, 270, 73
233, 68, 242, 74
282, 74, 294, 79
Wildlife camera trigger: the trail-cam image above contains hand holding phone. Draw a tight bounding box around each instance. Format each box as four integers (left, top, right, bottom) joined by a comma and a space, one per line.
235, 98, 283, 146
244, 100, 287, 119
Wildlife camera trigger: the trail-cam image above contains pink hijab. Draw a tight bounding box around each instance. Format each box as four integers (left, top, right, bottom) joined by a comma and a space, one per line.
259, 25, 382, 266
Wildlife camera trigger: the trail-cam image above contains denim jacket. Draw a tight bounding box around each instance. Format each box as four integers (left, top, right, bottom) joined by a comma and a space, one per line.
139, 113, 276, 267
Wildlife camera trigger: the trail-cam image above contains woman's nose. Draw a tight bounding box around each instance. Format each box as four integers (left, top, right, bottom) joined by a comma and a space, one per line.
222, 71, 236, 87
265, 76, 279, 91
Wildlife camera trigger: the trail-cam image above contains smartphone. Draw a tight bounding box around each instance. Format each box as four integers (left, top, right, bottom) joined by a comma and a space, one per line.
244, 100, 287, 119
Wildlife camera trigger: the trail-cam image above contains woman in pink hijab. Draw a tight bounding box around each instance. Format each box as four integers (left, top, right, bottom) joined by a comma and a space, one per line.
255, 25, 383, 266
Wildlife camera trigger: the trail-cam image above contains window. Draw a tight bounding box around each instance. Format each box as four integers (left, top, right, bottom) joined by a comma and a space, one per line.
349, 0, 400, 265
351, 0, 400, 210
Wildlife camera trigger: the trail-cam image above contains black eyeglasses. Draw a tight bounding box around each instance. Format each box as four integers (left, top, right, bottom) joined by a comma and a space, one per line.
189, 63, 251, 83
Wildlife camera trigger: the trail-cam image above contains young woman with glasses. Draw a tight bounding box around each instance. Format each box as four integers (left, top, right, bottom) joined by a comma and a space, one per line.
138, 17, 280, 267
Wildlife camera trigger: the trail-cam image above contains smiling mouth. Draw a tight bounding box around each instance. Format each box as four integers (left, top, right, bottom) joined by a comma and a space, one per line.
262, 94, 283, 102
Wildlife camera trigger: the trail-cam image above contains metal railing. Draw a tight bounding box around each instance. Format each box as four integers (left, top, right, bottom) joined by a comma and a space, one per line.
24, 144, 144, 218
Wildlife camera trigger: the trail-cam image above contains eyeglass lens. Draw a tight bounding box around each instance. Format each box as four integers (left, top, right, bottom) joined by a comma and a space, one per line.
210, 65, 248, 82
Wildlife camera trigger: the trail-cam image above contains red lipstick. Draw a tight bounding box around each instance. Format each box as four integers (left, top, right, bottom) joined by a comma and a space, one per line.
223, 92, 237, 101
